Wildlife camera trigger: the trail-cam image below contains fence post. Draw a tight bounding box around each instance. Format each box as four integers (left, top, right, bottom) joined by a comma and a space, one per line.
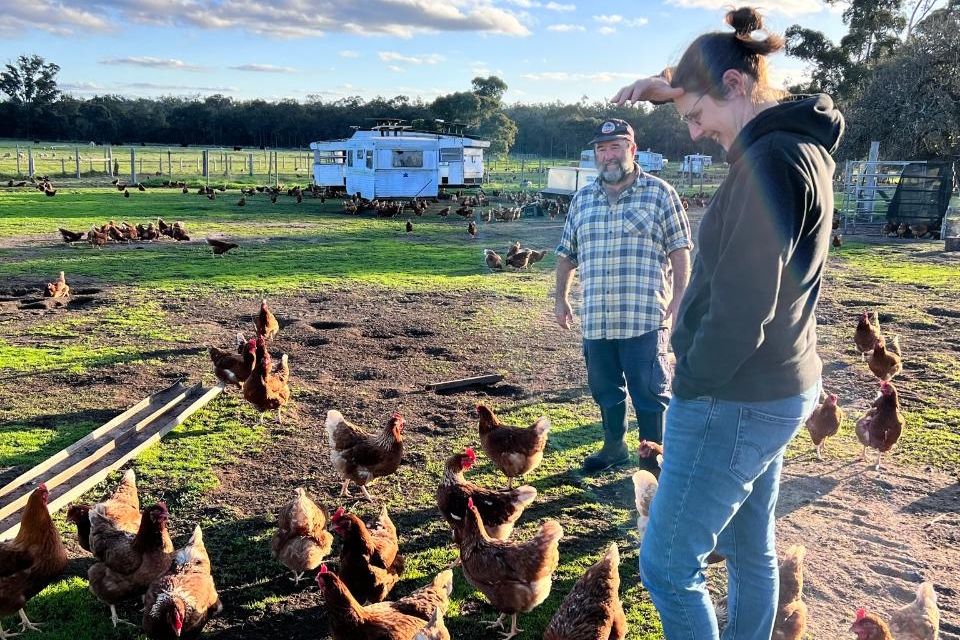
15, 145, 21, 176
61, 157, 66, 176
167, 150, 172, 177
27, 147, 34, 178
203, 149, 209, 187
130, 148, 136, 184
248, 153, 254, 176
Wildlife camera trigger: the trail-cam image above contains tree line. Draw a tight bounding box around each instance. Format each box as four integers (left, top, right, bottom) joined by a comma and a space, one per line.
0, 60, 710, 162
2, 0, 958, 163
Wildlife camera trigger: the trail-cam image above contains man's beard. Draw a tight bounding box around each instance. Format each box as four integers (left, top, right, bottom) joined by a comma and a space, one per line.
599, 159, 630, 184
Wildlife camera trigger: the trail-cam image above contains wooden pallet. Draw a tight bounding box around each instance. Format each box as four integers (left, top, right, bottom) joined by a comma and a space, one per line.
0, 379, 222, 541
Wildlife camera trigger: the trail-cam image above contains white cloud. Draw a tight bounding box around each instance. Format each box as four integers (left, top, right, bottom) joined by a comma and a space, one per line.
502, 0, 538, 6
378, 51, 445, 65
60, 82, 109, 92
230, 64, 298, 73
547, 23, 585, 31
0, 2, 110, 37
339, 50, 361, 58
664, 0, 824, 18
6, 0, 531, 39
767, 65, 811, 89
121, 82, 238, 92
98, 57, 209, 71
593, 14, 624, 24
545, 2, 575, 10
387, 65, 405, 72
597, 26, 617, 34
521, 70, 641, 82
592, 13, 647, 27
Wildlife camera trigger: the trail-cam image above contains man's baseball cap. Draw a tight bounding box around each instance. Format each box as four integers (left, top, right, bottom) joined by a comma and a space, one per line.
588, 118, 635, 145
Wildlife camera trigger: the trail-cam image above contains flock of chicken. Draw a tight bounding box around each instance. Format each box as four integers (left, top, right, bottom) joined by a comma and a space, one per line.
0, 296, 619, 640
804, 311, 905, 472
4, 250, 940, 640
484, 242, 549, 271
58, 217, 191, 247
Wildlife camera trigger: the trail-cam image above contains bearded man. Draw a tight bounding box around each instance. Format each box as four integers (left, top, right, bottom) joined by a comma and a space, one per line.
555, 118, 692, 474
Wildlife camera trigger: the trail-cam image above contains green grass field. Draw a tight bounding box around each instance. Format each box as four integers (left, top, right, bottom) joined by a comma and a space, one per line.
0, 183, 957, 640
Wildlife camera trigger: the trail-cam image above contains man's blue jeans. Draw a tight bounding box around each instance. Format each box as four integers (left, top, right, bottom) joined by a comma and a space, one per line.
639, 384, 819, 640
582, 327, 672, 441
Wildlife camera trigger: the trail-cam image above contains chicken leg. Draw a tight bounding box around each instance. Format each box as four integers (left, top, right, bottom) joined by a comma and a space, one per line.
486, 612, 522, 640
18, 608, 40, 633
109, 604, 137, 628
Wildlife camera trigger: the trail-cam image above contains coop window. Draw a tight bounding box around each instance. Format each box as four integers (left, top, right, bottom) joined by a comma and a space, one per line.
366, 150, 373, 169
317, 151, 345, 165
439, 148, 462, 163
392, 150, 423, 168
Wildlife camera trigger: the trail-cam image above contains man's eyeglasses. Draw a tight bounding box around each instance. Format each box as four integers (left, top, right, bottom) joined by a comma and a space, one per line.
679, 93, 706, 127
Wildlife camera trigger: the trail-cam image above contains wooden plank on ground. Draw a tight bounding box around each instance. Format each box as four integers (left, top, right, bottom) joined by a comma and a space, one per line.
0, 382, 222, 541
425, 374, 504, 392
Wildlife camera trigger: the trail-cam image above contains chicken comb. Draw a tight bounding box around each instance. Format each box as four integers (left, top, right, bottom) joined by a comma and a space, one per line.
332, 507, 346, 521
467, 497, 475, 509
38, 482, 47, 491
464, 447, 476, 459
319, 564, 329, 574
855, 608, 866, 621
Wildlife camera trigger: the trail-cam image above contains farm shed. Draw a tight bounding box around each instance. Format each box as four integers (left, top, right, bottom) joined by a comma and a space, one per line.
309, 120, 490, 199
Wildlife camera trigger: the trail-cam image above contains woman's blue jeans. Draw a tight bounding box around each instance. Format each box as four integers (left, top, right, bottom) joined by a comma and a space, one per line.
639, 383, 820, 640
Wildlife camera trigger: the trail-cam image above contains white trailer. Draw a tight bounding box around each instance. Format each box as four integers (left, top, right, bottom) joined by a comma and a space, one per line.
310, 121, 489, 199
310, 145, 348, 189
681, 154, 713, 176
542, 165, 599, 200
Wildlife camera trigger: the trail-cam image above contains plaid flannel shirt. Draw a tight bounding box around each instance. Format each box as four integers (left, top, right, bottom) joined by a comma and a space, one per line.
556, 170, 692, 340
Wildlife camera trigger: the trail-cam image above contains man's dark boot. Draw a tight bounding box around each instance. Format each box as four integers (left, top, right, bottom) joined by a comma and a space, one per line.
582, 403, 630, 473
636, 410, 665, 478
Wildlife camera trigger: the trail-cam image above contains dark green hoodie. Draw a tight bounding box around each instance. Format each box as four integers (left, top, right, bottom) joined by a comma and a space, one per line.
671, 94, 844, 401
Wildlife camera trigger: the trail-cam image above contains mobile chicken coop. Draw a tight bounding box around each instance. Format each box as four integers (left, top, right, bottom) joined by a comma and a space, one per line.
310, 119, 490, 199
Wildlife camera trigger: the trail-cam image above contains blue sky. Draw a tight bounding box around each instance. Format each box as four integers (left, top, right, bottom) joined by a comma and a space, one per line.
0, 0, 857, 106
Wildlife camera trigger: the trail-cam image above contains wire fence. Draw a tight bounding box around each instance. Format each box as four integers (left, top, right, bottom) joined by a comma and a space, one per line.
0, 142, 315, 183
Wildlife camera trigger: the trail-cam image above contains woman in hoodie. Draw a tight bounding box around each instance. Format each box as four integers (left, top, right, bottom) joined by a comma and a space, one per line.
611, 7, 844, 640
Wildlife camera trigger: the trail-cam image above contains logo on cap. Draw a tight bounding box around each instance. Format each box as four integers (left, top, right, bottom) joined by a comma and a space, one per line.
601, 122, 616, 134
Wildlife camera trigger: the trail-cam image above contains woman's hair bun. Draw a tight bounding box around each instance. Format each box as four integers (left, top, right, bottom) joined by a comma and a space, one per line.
726, 7, 764, 37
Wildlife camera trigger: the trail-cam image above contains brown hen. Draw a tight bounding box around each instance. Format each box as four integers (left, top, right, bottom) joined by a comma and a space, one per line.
854, 311, 881, 359
330, 506, 405, 604
88, 502, 175, 627
459, 497, 563, 640
477, 403, 550, 489
242, 337, 290, 423
868, 335, 902, 381
889, 581, 940, 640
805, 393, 844, 460
325, 410, 404, 501
255, 299, 279, 340
855, 380, 905, 471
142, 524, 222, 640
316, 566, 452, 640
436, 448, 537, 544
0, 483, 69, 638
270, 487, 333, 585
542, 542, 627, 640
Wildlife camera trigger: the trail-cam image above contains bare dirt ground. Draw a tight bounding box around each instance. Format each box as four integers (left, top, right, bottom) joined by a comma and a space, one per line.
1, 208, 958, 639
